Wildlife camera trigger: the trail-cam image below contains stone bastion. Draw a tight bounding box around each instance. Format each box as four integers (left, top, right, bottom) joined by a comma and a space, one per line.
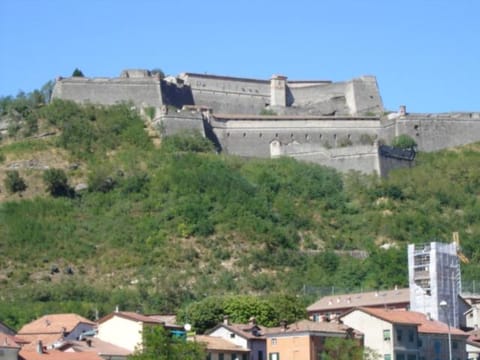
51, 69, 480, 176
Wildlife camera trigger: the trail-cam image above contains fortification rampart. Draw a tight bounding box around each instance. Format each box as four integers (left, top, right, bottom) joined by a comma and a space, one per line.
210, 114, 386, 158
395, 113, 480, 152
52, 75, 163, 109
50, 69, 480, 176
178, 73, 271, 114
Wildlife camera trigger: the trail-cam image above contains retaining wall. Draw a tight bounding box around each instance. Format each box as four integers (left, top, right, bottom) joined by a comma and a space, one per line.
52, 77, 163, 108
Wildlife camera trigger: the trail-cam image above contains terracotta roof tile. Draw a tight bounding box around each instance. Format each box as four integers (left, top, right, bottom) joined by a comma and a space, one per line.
98, 311, 183, 329
207, 323, 267, 339
18, 314, 94, 335
69, 338, 131, 356
193, 335, 249, 352
0, 332, 22, 349
266, 319, 350, 336
307, 288, 410, 313
19, 349, 103, 360
354, 307, 468, 336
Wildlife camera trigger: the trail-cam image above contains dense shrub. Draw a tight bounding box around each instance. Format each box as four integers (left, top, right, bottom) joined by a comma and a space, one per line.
4, 170, 27, 194
43, 168, 73, 197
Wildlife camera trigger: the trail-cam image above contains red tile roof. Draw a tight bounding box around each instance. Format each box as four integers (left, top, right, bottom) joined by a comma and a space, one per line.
0, 332, 23, 349
207, 322, 267, 340
352, 307, 468, 336
193, 335, 249, 352
69, 338, 131, 356
307, 288, 410, 313
266, 319, 352, 336
98, 311, 183, 329
18, 314, 94, 335
19, 349, 103, 360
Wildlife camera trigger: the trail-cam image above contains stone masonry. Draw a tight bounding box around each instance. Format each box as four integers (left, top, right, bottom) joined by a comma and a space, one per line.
51, 70, 480, 176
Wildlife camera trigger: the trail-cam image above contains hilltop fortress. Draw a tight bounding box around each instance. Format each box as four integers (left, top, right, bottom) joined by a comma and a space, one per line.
52, 69, 480, 176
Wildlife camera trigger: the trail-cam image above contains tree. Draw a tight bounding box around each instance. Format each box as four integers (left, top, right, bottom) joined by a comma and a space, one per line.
4, 170, 27, 194
128, 326, 206, 360
321, 337, 363, 360
43, 168, 73, 197
72, 68, 85, 77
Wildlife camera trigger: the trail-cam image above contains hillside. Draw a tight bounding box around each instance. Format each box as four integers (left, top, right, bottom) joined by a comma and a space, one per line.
1, 95, 480, 330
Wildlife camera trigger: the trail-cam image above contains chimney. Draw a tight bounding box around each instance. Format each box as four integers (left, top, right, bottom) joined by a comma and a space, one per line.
399, 105, 406, 116
37, 340, 44, 354
86, 339, 92, 347
223, 315, 230, 325
249, 316, 257, 326
280, 320, 287, 331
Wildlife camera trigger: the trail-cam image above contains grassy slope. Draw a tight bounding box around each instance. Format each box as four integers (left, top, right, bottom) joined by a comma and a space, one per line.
1, 101, 480, 329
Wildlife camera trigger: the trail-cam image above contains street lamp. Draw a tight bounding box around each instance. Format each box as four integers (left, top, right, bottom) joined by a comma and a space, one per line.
439, 300, 452, 360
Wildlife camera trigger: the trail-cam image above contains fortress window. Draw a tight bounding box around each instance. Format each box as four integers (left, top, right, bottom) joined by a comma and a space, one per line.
305, 134, 309, 140
347, 134, 351, 139
333, 134, 337, 139
275, 133, 278, 138
259, 133, 263, 138
414, 125, 419, 130
243, 133, 246, 137
319, 134, 323, 139
291, 133, 294, 138
227, 132, 230, 137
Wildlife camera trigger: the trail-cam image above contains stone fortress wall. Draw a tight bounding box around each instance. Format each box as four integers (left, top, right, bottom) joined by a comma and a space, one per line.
51, 69, 480, 176
51, 69, 164, 108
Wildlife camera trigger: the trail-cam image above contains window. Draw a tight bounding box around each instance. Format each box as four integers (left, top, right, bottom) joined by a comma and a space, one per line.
408, 330, 414, 342
258, 350, 264, 360
230, 333, 235, 339
396, 354, 405, 360
269, 353, 279, 360
407, 355, 416, 360
271, 338, 277, 345
231, 353, 237, 360
397, 329, 403, 341
452, 341, 458, 349
384, 355, 391, 360
242, 354, 247, 360
206, 353, 212, 360
383, 329, 391, 341
219, 354, 224, 360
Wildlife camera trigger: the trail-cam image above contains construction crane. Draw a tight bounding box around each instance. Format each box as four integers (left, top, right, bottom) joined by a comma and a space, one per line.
453, 232, 470, 264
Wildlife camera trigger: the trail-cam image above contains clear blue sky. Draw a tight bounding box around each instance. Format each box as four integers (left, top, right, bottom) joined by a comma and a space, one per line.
1, 0, 478, 113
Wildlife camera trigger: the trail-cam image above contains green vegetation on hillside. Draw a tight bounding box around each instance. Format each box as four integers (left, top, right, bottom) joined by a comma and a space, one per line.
1, 92, 479, 331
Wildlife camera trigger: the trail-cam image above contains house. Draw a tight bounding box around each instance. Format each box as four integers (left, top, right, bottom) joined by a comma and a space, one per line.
467, 328, 480, 360
206, 317, 266, 360
96, 311, 184, 353
17, 314, 96, 351
465, 304, 480, 330
50, 337, 131, 360
340, 307, 468, 360
307, 288, 410, 322
264, 319, 360, 360
193, 335, 250, 360
0, 332, 24, 360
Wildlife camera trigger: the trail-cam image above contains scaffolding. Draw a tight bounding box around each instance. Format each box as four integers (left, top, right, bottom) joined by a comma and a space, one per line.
408, 242, 461, 328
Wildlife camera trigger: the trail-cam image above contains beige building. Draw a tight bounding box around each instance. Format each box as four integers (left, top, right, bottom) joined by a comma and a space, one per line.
96, 311, 184, 353
265, 319, 359, 360
341, 307, 468, 360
